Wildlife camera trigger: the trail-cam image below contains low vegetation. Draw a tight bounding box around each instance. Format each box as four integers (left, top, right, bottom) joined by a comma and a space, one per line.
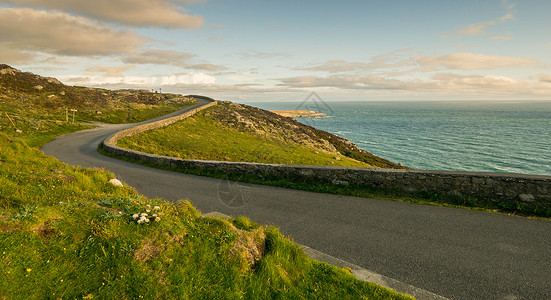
0, 66, 412, 298
0, 64, 196, 126
119, 101, 404, 168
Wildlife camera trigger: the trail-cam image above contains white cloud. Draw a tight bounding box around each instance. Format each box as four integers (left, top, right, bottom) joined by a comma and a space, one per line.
57, 72, 215, 87
413, 53, 537, 70
5, 0, 204, 29
161, 73, 216, 85
0, 8, 145, 57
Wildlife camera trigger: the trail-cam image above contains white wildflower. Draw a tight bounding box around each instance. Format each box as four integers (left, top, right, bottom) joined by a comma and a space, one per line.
152, 214, 157, 217
132, 214, 139, 219
153, 206, 160, 210
146, 209, 150, 213
141, 213, 148, 217
144, 218, 150, 223
155, 217, 161, 222
137, 219, 143, 224
146, 204, 151, 208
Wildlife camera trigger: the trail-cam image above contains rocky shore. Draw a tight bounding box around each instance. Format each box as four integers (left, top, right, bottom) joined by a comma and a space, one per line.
270, 110, 327, 118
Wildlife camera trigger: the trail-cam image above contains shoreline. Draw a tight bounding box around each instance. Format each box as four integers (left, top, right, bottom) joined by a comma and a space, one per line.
270, 110, 327, 118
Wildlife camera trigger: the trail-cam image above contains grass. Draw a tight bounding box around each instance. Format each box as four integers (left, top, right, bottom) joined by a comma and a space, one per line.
119, 107, 371, 167
1, 67, 413, 298
0, 132, 413, 299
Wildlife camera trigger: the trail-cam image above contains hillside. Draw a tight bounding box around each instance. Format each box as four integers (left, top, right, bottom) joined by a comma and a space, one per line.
0, 64, 195, 125
119, 101, 405, 168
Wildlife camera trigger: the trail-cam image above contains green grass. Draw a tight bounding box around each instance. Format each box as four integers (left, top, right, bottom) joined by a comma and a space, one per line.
0, 133, 412, 299
119, 108, 371, 167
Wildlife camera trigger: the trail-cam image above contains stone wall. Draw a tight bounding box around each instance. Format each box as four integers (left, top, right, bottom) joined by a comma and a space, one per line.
103, 97, 551, 208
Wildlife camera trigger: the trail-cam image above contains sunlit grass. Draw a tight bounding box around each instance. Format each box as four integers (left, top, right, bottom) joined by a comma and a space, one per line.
119, 108, 371, 167
0, 133, 412, 299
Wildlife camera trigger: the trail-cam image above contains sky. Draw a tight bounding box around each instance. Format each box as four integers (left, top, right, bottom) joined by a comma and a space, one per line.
1, 0, 551, 102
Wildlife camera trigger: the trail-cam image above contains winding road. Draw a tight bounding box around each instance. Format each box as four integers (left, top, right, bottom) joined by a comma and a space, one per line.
41, 97, 551, 299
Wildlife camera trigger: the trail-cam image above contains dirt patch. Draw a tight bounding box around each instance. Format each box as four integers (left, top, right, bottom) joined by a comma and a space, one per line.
134, 239, 166, 261
230, 226, 266, 267
33, 219, 60, 238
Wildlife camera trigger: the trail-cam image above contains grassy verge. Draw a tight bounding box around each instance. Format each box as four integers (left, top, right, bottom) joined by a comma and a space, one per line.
1, 128, 411, 296
101, 146, 551, 219
118, 108, 370, 167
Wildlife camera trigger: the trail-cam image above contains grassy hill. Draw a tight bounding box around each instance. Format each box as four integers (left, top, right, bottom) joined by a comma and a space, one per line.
0, 66, 412, 299
119, 101, 405, 168
0, 64, 196, 146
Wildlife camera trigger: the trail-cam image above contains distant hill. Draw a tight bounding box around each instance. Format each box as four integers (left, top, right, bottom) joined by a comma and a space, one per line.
0, 64, 195, 124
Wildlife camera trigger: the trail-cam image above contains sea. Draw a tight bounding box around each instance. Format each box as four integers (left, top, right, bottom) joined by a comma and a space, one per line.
244, 100, 551, 176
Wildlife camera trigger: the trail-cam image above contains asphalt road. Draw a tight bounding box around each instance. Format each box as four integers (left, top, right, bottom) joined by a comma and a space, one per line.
41, 99, 551, 299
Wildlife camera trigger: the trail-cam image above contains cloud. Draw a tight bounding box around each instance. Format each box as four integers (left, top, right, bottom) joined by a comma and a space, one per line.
122, 49, 226, 71
413, 53, 537, 70
276, 73, 551, 97
300, 52, 413, 74
0, 47, 36, 65
455, 12, 514, 36
489, 35, 513, 41
123, 50, 194, 65
188, 64, 227, 71
540, 75, 551, 83
161, 73, 216, 85
5, 0, 204, 29
86, 65, 135, 77
0, 8, 145, 57
446, 1, 516, 39
57, 71, 215, 87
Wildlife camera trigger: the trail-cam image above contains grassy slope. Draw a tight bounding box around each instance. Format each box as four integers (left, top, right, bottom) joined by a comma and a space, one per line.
114, 102, 551, 219
0, 67, 412, 299
119, 101, 403, 168
0, 64, 196, 126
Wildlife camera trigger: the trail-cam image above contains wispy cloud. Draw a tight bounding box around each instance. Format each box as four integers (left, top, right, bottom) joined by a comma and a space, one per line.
4, 0, 204, 29
413, 52, 537, 71
123, 50, 195, 66
444, 1, 516, 40
298, 51, 413, 74
122, 49, 226, 71
276, 73, 551, 98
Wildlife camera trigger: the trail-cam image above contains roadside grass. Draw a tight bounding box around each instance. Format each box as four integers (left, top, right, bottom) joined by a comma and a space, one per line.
0, 133, 412, 299
118, 109, 371, 167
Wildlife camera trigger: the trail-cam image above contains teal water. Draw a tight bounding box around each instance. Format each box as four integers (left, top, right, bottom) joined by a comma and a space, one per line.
245, 101, 551, 176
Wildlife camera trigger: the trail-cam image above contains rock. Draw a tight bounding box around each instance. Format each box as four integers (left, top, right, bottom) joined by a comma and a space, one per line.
519, 194, 535, 202
60, 91, 66, 96
334, 156, 341, 161
109, 178, 123, 187
34, 85, 43, 90
15, 129, 22, 133
47, 94, 56, 99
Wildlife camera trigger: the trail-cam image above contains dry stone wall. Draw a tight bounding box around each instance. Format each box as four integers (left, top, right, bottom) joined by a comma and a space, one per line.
103, 97, 551, 208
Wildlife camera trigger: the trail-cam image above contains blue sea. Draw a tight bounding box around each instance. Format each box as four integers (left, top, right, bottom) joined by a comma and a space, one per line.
245, 101, 551, 176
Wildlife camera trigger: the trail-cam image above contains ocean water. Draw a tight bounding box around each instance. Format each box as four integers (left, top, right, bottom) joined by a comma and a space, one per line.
245, 101, 551, 176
